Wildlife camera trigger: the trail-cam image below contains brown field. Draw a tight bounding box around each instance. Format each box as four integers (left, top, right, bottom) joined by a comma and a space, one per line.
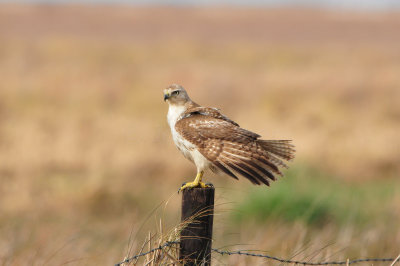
0, 4, 399, 265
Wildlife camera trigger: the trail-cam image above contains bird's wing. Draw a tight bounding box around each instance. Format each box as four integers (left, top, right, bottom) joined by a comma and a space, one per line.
175, 114, 285, 185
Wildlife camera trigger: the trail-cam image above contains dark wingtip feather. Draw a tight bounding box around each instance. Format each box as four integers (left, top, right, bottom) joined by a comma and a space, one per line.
245, 160, 276, 181
237, 162, 270, 186
213, 161, 239, 180
226, 162, 261, 185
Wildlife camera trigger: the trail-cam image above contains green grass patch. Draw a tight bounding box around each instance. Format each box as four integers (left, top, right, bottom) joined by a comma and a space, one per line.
233, 165, 398, 227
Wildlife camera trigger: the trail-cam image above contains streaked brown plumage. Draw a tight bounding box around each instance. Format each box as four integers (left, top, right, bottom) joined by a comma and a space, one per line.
163, 84, 295, 190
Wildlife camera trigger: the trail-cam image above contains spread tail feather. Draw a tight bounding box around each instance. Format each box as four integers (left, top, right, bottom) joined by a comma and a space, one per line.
258, 140, 296, 161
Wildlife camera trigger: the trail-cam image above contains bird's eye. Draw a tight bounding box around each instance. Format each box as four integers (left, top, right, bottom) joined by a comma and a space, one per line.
173, 90, 180, 95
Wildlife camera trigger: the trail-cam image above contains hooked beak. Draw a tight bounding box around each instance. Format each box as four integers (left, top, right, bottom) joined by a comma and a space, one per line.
164, 93, 170, 101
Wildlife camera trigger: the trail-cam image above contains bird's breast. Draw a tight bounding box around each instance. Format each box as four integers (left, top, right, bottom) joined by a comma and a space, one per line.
171, 129, 195, 162
167, 105, 195, 161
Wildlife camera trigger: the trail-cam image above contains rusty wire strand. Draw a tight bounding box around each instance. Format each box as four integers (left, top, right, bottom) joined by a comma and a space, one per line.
115, 241, 180, 266
212, 248, 398, 265
115, 241, 399, 266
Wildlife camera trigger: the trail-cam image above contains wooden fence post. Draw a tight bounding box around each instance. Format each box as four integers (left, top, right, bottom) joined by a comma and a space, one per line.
180, 187, 215, 266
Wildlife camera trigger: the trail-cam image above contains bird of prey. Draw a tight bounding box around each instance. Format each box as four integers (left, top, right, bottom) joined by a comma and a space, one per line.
163, 84, 295, 192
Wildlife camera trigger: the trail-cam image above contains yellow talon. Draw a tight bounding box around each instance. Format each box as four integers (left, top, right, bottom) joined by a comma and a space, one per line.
178, 171, 210, 192
179, 181, 207, 191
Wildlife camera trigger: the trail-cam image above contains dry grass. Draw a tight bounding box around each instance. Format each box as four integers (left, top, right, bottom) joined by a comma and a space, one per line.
0, 4, 399, 265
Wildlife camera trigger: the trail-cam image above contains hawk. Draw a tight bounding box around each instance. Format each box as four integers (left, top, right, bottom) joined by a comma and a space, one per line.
163, 84, 295, 192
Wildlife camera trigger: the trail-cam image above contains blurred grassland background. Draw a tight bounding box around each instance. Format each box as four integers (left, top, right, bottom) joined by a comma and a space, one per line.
0, 4, 399, 265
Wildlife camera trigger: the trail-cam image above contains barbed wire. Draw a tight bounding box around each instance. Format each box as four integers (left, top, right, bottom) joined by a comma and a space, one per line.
115, 241, 399, 265
115, 241, 179, 266
212, 248, 398, 265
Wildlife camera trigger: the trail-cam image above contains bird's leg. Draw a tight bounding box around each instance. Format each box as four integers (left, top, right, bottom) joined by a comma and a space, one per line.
179, 171, 210, 192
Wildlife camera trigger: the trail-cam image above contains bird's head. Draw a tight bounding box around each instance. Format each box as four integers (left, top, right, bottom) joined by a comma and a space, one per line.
163, 84, 191, 105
